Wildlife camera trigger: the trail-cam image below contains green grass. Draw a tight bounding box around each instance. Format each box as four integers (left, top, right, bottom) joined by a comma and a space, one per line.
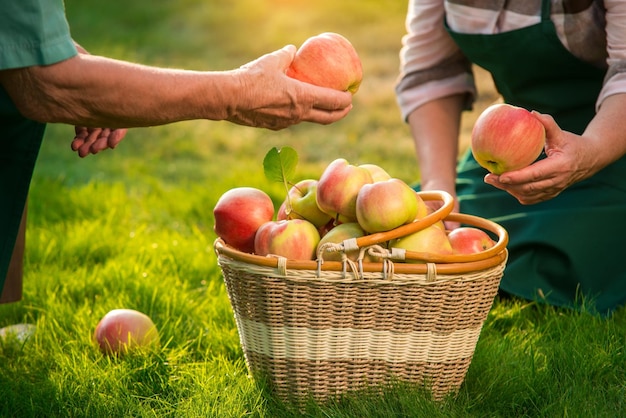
1, 0, 625, 416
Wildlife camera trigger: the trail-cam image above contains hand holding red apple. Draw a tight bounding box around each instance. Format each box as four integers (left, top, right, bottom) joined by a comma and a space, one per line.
471, 103, 546, 175
286, 32, 363, 94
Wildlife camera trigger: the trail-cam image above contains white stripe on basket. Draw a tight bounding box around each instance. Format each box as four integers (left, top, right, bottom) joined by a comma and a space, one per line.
237, 318, 482, 363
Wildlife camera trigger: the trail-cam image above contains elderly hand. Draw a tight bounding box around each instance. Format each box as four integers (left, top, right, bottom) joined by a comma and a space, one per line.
483, 112, 599, 204
71, 126, 128, 157
227, 45, 353, 130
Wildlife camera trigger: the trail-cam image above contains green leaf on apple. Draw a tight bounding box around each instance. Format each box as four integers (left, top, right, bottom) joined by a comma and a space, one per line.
263, 146, 298, 185
263, 146, 299, 217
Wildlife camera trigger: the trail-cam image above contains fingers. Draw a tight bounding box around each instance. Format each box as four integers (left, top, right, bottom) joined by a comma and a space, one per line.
71, 127, 128, 157
302, 102, 353, 125
531, 110, 560, 139
484, 163, 562, 205
275, 44, 297, 70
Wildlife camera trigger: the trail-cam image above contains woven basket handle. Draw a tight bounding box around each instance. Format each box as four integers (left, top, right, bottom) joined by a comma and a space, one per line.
400, 211, 509, 263
354, 190, 455, 248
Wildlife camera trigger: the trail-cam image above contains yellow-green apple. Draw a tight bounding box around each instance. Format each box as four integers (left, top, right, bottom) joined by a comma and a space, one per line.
254, 219, 321, 260
471, 103, 546, 175
316, 158, 373, 222
286, 32, 363, 94
94, 309, 160, 355
316, 222, 367, 262
278, 179, 333, 228
448, 227, 495, 254
389, 225, 454, 262
356, 178, 418, 233
358, 163, 392, 182
414, 192, 429, 220
213, 187, 274, 253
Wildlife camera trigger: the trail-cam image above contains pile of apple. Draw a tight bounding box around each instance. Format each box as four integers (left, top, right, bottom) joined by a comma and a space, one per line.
214, 157, 495, 263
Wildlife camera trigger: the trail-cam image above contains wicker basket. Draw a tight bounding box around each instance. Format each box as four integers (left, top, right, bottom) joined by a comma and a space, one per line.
215, 191, 508, 404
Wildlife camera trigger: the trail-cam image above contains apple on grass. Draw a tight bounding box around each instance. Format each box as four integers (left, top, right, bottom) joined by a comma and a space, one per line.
316, 158, 373, 222
448, 227, 495, 254
94, 309, 159, 355
286, 32, 363, 94
254, 219, 321, 260
389, 225, 454, 262
213, 187, 275, 254
471, 103, 546, 175
355, 178, 419, 233
277, 179, 332, 228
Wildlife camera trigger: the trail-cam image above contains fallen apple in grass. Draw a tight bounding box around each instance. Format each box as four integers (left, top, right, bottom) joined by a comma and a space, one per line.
448, 227, 495, 254
94, 309, 159, 355
286, 32, 363, 94
356, 178, 418, 233
316, 158, 373, 222
254, 219, 321, 260
213, 187, 275, 253
471, 103, 546, 175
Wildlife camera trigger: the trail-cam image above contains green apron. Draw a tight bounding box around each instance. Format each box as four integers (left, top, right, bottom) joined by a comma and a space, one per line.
445, 0, 626, 314
0, 87, 45, 293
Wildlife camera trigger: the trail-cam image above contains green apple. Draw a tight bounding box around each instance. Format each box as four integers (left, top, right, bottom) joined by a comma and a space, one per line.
279, 179, 333, 228
355, 178, 418, 233
316, 158, 373, 222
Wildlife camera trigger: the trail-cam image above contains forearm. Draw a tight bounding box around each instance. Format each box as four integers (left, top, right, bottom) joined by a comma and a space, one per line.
583, 93, 626, 172
0, 54, 240, 128
407, 94, 465, 192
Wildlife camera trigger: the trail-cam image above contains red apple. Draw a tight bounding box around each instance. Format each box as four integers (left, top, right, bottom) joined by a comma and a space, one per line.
448, 227, 495, 254
286, 32, 363, 94
471, 103, 546, 175
316, 158, 373, 222
279, 179, 333, 228
389, 225, 454, 262
358, 163, 392, 182
254, 219, 321, 260
355, 178, 418, 233
316, 222, 367, 262
213, 187, 275, 253
94, 309, 159, 355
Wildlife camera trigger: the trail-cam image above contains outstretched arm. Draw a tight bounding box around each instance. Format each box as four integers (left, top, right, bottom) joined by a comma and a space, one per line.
0, 45, 352, 133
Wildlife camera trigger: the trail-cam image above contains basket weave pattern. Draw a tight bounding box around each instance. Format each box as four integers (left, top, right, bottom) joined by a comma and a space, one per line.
218, 252, 506, 403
